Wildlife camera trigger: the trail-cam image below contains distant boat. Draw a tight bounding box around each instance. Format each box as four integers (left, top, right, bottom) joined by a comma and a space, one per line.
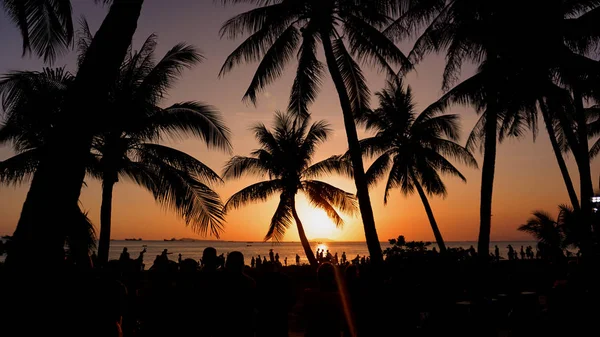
125, 238, 142, 241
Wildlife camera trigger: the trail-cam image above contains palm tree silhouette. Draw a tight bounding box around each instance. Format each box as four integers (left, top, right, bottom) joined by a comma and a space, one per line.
0, 36, 231, 265
9, 0, 145, 269
3, 0, 74, 62
359, 78, 477, 253
519, 205, 580, 260
223, 112, 358, 266
401, 1, 600, 256
219, 0, 410, 264
395, 1, 580, 258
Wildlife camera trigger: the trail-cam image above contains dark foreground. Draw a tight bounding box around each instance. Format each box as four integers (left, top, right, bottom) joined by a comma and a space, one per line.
0, 258, 598, 337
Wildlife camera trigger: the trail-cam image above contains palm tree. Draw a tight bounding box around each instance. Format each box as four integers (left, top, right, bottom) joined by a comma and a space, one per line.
0, 36, 231, 265
518, 205, 580, 260
218, 0, 410, 264
359, 77, 477, 253
391, 1, 589, 258
2, 0, 74, 62
223, 112, 358, 266
8, 0, 145, 269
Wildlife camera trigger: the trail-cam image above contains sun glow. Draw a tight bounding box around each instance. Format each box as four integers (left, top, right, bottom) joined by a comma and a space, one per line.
302, 208, 338, 240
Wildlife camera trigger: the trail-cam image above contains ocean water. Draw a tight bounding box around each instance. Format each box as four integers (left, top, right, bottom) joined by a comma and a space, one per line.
108, 240, 537, 267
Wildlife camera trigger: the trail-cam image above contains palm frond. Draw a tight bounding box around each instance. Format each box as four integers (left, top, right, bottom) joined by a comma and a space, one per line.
219, 3, 297, 75
265, 195, 293, 241
300, 119, 332, 159
3, 0, 74, 63
219, 2, 287, 39
242, 25, 300, 104
343, 13, 412, 75
251, 122, 280, 154
302, 180, 358, 216
136, 43, 204, 103
223, 155, 272, 180
0, 148, 40, 186
427, 138, 478, 169
466, 112, 487, 154
304, 154, 354, 179
288, 24, 324, 118
149, 102, 232, 152
137, 143, 222, 184
365, 152, 392, 186
224, 179, 283, 211
332, 39, 371, 119
76, 17, 94, 67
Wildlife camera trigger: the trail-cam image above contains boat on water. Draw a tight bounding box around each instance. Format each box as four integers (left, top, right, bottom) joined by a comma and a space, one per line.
125, 238, 142, 241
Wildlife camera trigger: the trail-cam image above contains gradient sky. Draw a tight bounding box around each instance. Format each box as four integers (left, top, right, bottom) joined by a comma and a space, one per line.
0, 1, 598, 242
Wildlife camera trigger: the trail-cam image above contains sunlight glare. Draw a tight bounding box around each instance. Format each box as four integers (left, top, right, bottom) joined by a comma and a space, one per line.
304, 209, 336, 239
316, 243, 329, 252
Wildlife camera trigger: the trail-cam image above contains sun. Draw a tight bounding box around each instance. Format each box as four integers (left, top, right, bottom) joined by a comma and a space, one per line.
303, 209, 337, 240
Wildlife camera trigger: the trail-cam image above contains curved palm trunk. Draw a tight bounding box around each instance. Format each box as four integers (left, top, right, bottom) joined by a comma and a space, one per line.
320, 32, 383, 265
539, 99, 580, 211
410, 170, 447, 253
477, 109, 497, 260
98, 175, 117, 265
291, 198, 318, 266
6, 0, 144, 270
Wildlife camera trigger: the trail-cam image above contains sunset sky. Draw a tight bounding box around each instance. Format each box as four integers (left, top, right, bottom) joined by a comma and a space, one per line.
0, 1, 598, 243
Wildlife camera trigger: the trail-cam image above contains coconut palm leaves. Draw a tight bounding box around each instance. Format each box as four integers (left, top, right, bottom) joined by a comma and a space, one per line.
223, 111, 357, 266
0, 35, 231, 264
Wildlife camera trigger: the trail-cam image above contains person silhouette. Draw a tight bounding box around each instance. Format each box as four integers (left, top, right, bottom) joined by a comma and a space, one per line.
284, 256, 287, 266
201, 247, 218, 272
251, 256, 256, 268
256, 261, 295, 337
304, 263, 344, 337
119, 247, 129, 261
218, 251, 256, 337
256, 255, 262, 268
296, 254, 300, 265
520, 246, 526, 260
269, 249, 275, 262
495, 245, 500, 261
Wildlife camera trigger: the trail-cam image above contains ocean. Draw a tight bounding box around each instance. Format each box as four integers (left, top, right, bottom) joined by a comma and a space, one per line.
107, 240, 537, 268
0, 239, 538, 266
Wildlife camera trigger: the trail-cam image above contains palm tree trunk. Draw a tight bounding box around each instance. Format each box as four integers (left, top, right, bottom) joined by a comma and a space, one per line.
539, 99, 580, 211
477, 108, 498, 260
98, 175, 117, 265
410, 170, 447, 253
320, 32, 383, 265
6, 0, 144, 270
573, 89, 594, 255
291, 198, 318, 266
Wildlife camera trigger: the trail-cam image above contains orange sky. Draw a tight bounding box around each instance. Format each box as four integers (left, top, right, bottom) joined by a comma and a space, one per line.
0, 1, 598, 242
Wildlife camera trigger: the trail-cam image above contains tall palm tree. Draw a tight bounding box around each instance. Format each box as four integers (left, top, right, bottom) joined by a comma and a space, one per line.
2, 0, 73, 62
8, 0, 145, 270
0, 36, 231, 265
359, 78, 477, 253
223, 112, 358, 266
391, 1, 589, 258
219, 0, 410, 264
